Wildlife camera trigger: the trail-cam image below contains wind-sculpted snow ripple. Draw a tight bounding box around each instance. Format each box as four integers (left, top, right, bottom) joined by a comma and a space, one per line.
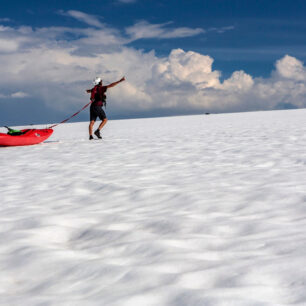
1, 110, 306, 305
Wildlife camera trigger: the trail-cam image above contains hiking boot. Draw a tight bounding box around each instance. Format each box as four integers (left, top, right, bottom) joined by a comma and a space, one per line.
89, 135, 94, 140
94, 129, 102, 139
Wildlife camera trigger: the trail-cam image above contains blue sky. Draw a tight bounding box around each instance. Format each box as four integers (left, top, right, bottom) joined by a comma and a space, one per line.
1, 0, 306, 125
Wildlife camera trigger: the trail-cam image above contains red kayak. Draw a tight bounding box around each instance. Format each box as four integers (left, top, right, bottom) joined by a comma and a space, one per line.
0, 129, 53, 147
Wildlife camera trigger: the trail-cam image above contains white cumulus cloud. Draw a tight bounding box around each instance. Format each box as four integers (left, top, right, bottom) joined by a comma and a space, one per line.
0, 15, 306, 124
0, 38, 19, 52
152, 49, 221, 89
275, 55, 306, 81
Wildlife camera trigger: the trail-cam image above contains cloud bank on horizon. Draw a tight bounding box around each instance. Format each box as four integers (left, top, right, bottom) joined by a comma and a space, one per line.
0, 10, 305, 124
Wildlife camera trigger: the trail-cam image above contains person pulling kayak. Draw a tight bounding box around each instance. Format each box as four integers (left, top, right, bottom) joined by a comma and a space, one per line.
86, 76, 125, 140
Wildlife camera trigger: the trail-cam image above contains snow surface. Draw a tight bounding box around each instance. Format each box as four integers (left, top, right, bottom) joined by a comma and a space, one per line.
1, 109, 306, 306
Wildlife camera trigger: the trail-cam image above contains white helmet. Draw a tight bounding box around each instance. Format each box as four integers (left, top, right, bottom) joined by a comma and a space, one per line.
93, 77, 102, 85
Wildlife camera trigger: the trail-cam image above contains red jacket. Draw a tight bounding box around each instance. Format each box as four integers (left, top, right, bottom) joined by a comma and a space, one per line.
90, 85, 107, 106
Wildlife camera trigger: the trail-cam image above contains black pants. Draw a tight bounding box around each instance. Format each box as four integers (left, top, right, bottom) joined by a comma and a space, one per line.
90, 104, 107, 121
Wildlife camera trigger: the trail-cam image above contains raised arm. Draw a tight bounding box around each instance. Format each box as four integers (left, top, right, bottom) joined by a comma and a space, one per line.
106, 77, 125, 89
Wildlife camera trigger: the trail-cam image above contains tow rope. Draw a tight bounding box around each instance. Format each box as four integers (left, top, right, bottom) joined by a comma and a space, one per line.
47, 100, 93, 129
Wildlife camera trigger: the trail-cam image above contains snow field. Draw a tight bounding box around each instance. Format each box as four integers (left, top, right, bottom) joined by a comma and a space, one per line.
1, 109, 306, 305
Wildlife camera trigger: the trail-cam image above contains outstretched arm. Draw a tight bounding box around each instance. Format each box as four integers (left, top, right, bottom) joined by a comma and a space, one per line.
106, 77, 125, 88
